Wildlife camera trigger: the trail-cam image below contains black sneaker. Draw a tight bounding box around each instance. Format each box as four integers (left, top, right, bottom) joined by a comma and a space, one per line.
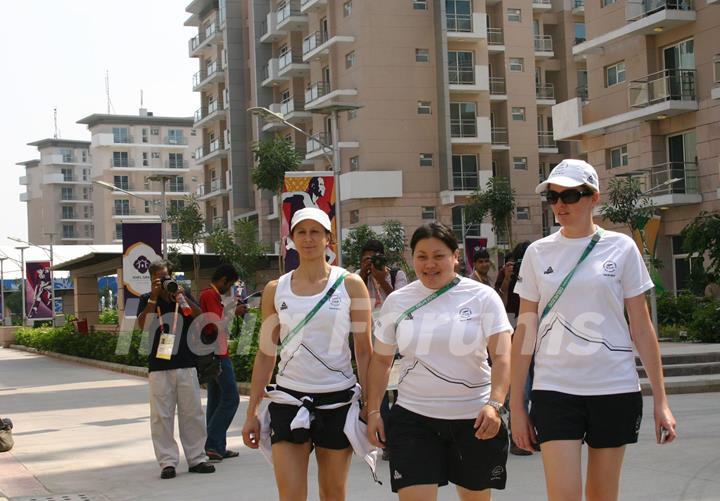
160, 466, 176, 479
189, 462, 216, 474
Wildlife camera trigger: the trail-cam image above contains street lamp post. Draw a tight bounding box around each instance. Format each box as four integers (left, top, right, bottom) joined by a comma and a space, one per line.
248, 105, 361, 267
0, 257, 6, 325
15, 246, 28, 325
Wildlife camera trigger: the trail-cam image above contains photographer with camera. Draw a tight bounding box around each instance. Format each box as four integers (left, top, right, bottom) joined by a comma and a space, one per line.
358, 240, 408, 314
137, 260, 215, 479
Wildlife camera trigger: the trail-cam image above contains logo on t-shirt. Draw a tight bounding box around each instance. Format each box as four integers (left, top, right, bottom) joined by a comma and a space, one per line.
603, 260, 617, 276
458, 307, 472, 321
280, 302, 288, 310
329, 294, 342, 309
543, 266, 554, 274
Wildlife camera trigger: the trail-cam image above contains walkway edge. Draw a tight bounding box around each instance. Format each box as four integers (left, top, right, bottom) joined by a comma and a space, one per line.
7, 345, 252, 395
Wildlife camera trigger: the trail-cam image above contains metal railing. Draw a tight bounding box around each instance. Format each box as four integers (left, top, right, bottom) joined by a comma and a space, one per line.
452, 175, 479, 191
61, 175, 77, 182
626, 162, 698, 195
277, 2, 302, 23
490, 77, 506, 94
209, 138, 224, 153
165, 159, 188, 169
307, 132, 331, 154
112, 206, 137, 216
260, 19, 268, 37
280, 96, 298, 115
573, 0, 585, 7
446, 13, 472, 32
628, 69, 696, 108
113, 182, 131, 191
195, 146, 205, 160
488, 28, 504, 45
278, 50, 302, 69
110, 158, 135, 168
626, 0, 694, 22
451, 117, 478, 138
577, 84, 589, 100
534, 35, 553, 52
538, 132, 557, 148
303, 31, 328, 55
536, 84, 555, 99
533, 0, 552, 6
449, 66, 475, 85
305, 81, 331, 104
113, 135, 133, 144
192, 61, 220, 87
491, 127, 509, 145
168, 183, 185, 193
164, 135, 187, 145
211, 216, 227, 229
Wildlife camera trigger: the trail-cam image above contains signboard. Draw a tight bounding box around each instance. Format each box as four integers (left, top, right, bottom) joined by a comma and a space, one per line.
281, 171, 337, 272
25, 260, 53, 320
122, 222, 162, 301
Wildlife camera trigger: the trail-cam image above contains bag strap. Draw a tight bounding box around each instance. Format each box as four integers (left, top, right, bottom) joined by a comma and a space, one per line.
540, 228, 604, 322
394, 276, 461, 329
279, 272, 348, 350
390, 268, 399, 289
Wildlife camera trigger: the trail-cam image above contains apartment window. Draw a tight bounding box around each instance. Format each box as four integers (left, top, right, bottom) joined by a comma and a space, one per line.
112, 151, 129, 167
517, 207, 531, 220
151, 152, 161, 159
350, 156, 360, 171
83, 206, 92, 219
507, 8, 522, 22
82, 187, 91, 200
601, 0, 616, 6
61, 168, 73, 181
63, 224, 75, 239
509, 57, 524, 72
415, 48, 430, 63
605, 61, 625, 87
513, 157, 528, 170
114, 199, 130, 216
167, 129, 184, 144
169, 153, 184, 169
81, 150, 88, 163
151, 128, 159, 135
452, 205, 480, 239
450, 102, 478, 137
417, 101, 432, 114
343, 1, 352, 16
575, 23, 586, 44
422, 207, 436, 220
190, 129, 197, 136
511, 107, 526, 121
452, 154, 479, 190
82, 168, 90, 181
609, 145, 629, 169
142, 152, 149, 166
350, 210, 360, 224
347, 109, 358, 120
62, 206, 74, 219
448, 51, 474, 84
142, 128, 149, 143
112, 127, 130, 143
170, 199, 186, 211
413, 0, 428, 10
61, 187, 73, 200
115, 223, 123, 241
113, 175, 129, 190
169, 176, 185, 192
145, 201, 151, 214
345, 51, 356, 69
84, 224, 93, 238
420, 153, 434, 167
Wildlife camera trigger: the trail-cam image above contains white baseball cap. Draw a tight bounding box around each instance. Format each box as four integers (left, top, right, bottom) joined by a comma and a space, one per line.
290, 207, 332, 232
535, 159, 600, 194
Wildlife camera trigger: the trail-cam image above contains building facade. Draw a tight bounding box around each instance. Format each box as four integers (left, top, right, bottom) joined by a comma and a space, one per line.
552, 0, 720, 292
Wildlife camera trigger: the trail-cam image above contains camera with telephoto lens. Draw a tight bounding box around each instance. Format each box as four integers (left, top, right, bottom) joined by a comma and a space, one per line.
370, 254, 387, 270
160, 277, 179, 294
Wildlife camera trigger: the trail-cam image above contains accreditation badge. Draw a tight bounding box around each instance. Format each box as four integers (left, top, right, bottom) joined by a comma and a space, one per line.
156, 333, 176, 360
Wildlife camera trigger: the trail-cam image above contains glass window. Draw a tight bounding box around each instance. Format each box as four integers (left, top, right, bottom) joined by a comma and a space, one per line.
169, 153, 184, 169
416, 48, 430, 63
113, 175, 129, 190
63, 224, 75, 239
422, 207, 436, 219
601, 0, 616, 6
167, 129, 184, 144
114, 199, 130, 216
59, 148, 73, 162
605, 61, 626, 87
448, 51, 474, 84
345, 51, 356, 69
452, 154, 479, 190
413, 0, 428, 9
115, 223, 123, 240
350, 156, 360, 171
112, 151, 129, 167
574, 23, 586, 44
446, 0, 472, 31
451, 205, 481, 240
511, 107, 526, 121
609, 145, 628, 168
509, 57, 524, 72
350, 210, 360, 224
61, 168, 73, 181
517, 207, 530, 220
420, 153, 433, 167
417, 101, 432, 114
450, 102, 477, 137
61, 187, 73, 200
513, 157, 528, 170
507, 8, 521, 22
81, 150, 88, 163
112, 127, 130, 143
343, 1, 352, 16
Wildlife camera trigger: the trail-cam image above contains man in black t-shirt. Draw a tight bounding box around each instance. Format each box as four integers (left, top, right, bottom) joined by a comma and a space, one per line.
137, 260, 215, 479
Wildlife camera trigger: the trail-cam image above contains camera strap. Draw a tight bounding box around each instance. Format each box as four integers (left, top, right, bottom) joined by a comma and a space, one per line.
540, 227, 604, 322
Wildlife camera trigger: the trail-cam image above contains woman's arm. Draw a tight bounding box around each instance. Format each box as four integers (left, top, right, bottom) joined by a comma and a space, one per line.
626, 293, 677, 443
366, 341, 395, 448
509, 298, 539, 451
345, 274, 374, 399
474, 330, 512, 439
245, 282, 280, 418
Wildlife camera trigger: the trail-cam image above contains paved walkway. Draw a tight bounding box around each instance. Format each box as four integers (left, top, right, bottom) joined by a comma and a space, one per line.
0, 347, 719, 500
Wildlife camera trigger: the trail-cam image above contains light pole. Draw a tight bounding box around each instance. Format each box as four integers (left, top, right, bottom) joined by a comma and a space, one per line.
9, 235, 56, 324
248, 105, 360, 267
15, 246, 28, 325
147, 175, 173, 260
0, 257, 6, 325
93, 180, 167, 258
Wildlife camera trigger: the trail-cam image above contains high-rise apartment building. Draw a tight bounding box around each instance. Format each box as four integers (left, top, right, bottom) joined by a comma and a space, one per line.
553, 0, 719, 292
18, 110, 201, 245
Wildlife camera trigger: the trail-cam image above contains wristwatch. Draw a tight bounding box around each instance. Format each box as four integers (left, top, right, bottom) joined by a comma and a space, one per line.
485, 399, 507, 415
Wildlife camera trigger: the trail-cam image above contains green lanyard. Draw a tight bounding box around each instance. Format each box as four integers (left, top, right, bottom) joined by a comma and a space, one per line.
540, 228, 604, 322
394, 276, 461, 330
279, 272, 348, 350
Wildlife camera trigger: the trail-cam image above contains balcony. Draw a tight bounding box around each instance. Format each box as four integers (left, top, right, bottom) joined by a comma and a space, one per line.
490, 77, 507, 100
628, 69, 696, 109
451, 116, 491, 144
188, 21, 221, 57
300, 0, 327, 13
621, 162, 701, 206
302, 31, 355, 62
306, 132, 332, 160
280, 96, 311, 122
163, 135, 188, 145
259, 12, 287, 43
532, 0, 553, 11
60, 195, 92, 203
109, 158, 136, 169
278, 50, 310, 78
536, 84, 556, 106
261, 58, 289, 87
43, 173, 81, 183
19, 192, 28, 202
197, 178, 227, 201
192, 61, 224, 91
491, 127, 509, 150
449, 65, 489, 93
534, 35, 554, 58
538, 132, 558, 153
60, 212, 92, 222
572, 0, 585, 14
304, 81, 358, 111
164, 160, 189, 169
112, 207, 138, 217
276, 1, 308, 31
196, 138, 227, 164
19, 175, 28, 185
194, 100, 226, 127
573, 0, 695, 57
487, 28, 505, 51
712, 55, 720, 100
339, 171, 403, 201
446, 12, 487, 41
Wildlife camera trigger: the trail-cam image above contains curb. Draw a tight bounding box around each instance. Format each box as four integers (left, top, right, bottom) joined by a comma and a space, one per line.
8, 345, 253, 395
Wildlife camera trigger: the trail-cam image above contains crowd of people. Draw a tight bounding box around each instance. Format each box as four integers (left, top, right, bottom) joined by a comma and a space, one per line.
134, 159, 677, 500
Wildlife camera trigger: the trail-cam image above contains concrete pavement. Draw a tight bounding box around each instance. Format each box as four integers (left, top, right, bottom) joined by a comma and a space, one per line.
0, 347, 719, 500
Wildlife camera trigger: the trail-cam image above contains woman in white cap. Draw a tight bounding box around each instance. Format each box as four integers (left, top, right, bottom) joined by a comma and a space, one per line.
241, 207, 374, 500
510, 159, 677, 501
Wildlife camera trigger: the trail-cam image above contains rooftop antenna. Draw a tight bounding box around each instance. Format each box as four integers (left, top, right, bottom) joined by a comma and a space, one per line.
105, 70, 115, 114
53, 107, 58, 139
140, 89, 144, 108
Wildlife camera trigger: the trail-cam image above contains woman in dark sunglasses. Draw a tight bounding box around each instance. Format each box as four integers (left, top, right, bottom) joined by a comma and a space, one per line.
509, 159, 677, 501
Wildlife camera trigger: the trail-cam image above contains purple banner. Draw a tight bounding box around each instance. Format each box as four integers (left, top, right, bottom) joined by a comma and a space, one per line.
464, 236, 488, 276
122, 222, 162, 301
26, 260, 53, 320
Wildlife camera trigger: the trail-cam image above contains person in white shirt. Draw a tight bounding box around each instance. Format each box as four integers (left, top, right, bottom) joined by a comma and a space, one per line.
366, 222, 513, 500
241, 208, 374, 501
510, 159, 677, 501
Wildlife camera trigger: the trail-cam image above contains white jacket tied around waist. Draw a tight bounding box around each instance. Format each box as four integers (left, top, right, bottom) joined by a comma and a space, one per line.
257, 384, 380, 482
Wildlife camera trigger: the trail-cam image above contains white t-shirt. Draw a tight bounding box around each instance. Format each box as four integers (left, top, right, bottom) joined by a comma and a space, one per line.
514, 228, 653, 396
374, 277, 512, 419
274, 266, 357, 393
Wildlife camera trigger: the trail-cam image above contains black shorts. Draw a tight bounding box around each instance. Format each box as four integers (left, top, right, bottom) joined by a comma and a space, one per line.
268, 386, 353, 450
530, 390, 643, 449
387, 405, 508, 493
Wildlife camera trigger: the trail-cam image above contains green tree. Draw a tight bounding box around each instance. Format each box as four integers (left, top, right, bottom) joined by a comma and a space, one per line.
206, 219, 267, 289
681, 211, 720, 277
167, 195, 205, 296
341, 220, 408, 271
251, 137, 303, 194
599, 177, 654, 234
342, 225, 379, 269
465, 177, 516, 246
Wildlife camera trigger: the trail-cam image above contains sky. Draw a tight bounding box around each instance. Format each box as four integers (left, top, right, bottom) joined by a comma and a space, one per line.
0, 0, 198, 272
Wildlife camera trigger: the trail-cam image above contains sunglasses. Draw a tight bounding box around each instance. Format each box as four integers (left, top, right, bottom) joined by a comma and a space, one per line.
545, 188, 594, 205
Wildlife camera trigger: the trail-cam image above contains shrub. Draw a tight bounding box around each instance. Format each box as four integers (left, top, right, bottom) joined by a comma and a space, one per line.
229, 307, 263, 382
689, 299, 720, 343
98, 308, 119, 325
657, 292, 696, 326
658, 324, 690, 342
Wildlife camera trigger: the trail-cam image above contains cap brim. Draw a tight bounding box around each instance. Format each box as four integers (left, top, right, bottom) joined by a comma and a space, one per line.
290, 215, 332, 232
535, 176, 594, 194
